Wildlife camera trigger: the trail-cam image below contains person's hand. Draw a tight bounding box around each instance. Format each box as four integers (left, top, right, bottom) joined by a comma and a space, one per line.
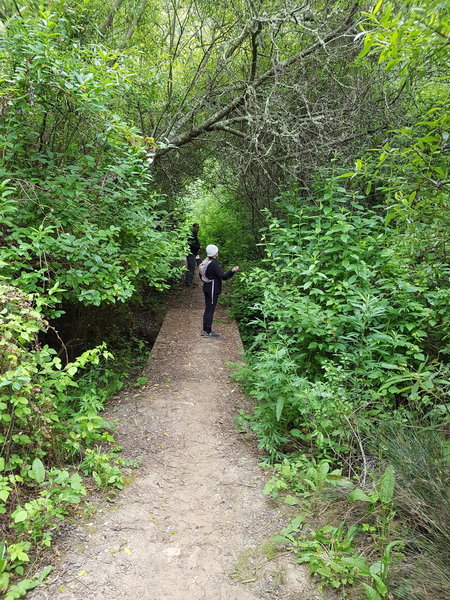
232, 266, 239, 272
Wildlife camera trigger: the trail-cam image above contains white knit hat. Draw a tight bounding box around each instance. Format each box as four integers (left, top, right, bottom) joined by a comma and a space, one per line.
206, 244, 219, 257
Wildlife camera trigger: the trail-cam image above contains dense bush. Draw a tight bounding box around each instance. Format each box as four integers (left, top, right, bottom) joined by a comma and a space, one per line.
228, 186, 449, 599
232, 186, 449, 461
0, 5, 185, 310
0, 282, 131, 592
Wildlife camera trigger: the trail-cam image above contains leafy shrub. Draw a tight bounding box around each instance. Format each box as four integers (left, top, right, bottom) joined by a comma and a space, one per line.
0, 5, 185, 314
296, 522, 363, 589
264, 456, 352, 504
0, 5, 180, 593
232, 183, 448, 598
233, 186, 449, 460
81, 448, 125, 489
0, 282, 135, 593
269, 461, 405, 599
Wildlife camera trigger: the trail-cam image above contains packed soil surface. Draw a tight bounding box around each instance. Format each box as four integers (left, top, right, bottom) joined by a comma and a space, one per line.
30, 282, 330, 600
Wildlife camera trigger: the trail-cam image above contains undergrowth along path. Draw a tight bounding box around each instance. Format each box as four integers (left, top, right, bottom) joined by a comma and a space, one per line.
30, 284, 324, 600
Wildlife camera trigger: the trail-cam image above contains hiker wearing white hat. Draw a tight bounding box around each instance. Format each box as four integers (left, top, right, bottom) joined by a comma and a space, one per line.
206, 244, 219, 257
198, 245, 239, 338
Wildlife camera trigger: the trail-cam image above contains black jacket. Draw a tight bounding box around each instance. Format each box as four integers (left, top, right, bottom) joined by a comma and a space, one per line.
202, 258, 235, 294
188, 232, 200, 255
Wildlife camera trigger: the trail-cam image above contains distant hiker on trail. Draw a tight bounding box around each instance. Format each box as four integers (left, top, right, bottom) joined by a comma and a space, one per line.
185, 223, 201, 287
200, 244, 239, 338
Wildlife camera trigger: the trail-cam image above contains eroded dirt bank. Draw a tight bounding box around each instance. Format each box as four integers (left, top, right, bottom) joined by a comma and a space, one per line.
30, 284, 324, 600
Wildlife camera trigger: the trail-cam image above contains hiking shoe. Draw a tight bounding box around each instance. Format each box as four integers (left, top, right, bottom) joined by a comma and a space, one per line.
201, 331, 220, 338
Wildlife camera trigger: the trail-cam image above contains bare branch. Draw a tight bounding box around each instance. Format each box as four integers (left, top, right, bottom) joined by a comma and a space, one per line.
224, 19, 258, 60
117, 0, 148, 51
208, 123, 249, 139
99, 0, 126, 35
156, 3, 359, 157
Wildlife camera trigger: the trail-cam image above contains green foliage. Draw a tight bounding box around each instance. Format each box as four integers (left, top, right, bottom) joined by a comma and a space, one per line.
0, 2, 447, 600
0, 3, 184, 313
184, 164, 256, 266
235, 7, 448, 594
0, 554, 51, 600
269, 462, 404, 598
0, 281, 138, 593
348, 466, 403, 597
231, 180, 447, 597
0, 283, 114, 465
233, 185, 449, 460
81, 448, 126, 489
0, 4, 180, 594
349, 0, 450, 280
295, 522, 365, 589
273, 514, 390, 595
349, 466, 395, 507
264, 456, 352, 504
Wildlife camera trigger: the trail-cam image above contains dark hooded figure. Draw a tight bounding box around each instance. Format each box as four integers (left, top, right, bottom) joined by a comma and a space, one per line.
185, 223, 200, 287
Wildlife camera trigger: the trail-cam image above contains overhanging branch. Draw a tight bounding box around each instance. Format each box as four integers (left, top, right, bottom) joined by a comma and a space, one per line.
155, 2, 359, 158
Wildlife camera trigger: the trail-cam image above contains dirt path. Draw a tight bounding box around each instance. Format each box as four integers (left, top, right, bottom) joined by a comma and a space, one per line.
30, 284, 324, 600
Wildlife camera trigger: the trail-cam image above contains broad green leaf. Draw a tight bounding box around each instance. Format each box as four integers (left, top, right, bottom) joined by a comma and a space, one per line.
290, 429, 303, 438
272, 535, 292, 544
371, 574, 388, 596
11, 509, 28, 523
0, 572, 10, 592
348, 488, 372, 502
358, 34, 374, 60
378, 465, 395, 503
362, 583, 382, 600
341, 556, 370, 575
36, 565, 52, 582
32, 458, 45, 484
370, 561, 383, 576
275, 397, 285, 421
290, 515, 305, 530
284, 495, 299, 506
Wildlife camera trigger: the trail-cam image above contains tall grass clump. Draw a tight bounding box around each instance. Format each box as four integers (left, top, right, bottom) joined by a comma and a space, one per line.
373, 422, 450, 600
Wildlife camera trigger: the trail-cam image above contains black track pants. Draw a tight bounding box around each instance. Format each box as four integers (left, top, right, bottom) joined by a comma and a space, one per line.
202, 282, 219, 333
185, 254, 196, 286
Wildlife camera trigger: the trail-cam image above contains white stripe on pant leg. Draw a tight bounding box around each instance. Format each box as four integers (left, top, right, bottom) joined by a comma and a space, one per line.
211, 281, 215, 304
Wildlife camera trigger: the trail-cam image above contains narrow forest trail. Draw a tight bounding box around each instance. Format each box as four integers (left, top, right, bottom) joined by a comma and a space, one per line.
30, 282, 325, 600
